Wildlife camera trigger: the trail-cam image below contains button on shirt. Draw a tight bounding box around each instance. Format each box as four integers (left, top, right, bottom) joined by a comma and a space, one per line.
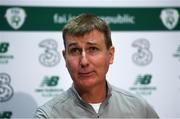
34, 82, 159, 118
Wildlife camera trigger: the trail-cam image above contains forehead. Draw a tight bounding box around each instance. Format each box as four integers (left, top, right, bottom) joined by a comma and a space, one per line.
65, 30, 106, 46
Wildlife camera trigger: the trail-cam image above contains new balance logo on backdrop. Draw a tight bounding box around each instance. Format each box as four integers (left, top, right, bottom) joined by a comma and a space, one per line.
0, 42, 9, 53
160, 8, 179, 30
135, 74, 152, 85
129, 74, 157, 96
0, 111, 12, 119
0, 42, 14, 64
5, 7, 26, 30
35, 75, 64, 97
41, 76, 59, 87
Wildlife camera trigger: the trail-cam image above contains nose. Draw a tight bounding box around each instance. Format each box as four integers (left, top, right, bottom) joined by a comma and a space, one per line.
80, 50, 89, 67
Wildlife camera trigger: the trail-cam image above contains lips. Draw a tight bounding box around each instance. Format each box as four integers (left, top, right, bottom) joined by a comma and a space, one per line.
78, 71, 95, 78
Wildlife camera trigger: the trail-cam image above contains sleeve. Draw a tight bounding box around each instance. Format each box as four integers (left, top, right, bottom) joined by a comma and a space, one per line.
143, 99, 159, 118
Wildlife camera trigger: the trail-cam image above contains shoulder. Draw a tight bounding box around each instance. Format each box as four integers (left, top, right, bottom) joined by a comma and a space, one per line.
111, 84, 142, 100
34, 88, 73, 118
110, 84, 159, 118
110, 84, 150, 110
44, 89, 72, 107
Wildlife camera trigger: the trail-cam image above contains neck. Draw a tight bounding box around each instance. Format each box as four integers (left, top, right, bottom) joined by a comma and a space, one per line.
75, 81, 107, 103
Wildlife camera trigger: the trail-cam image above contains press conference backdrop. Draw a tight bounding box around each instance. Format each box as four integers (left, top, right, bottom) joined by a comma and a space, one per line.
0, 0, 180, 118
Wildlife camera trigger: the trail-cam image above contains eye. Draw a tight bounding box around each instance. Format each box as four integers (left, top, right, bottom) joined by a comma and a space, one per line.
69, 48, 81, 55
89, 47, 99, 53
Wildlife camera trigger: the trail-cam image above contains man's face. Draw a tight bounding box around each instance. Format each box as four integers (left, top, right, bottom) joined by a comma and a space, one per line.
63, 30, 114, 89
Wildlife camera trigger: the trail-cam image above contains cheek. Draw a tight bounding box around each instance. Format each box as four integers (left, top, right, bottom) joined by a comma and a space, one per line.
66, 58, 79, 73
92, 55, 110, 71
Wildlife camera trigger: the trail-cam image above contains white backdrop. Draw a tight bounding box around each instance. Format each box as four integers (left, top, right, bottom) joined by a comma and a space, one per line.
0, 0, 180, 118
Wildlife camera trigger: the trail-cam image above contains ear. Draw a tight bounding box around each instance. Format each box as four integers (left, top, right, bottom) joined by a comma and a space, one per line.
62, 50, 68, 67
108, 46, 115, 64
62, 50, 66, 60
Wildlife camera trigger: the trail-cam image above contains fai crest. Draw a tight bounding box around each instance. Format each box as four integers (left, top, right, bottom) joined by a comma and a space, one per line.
5, 7, 26, 30
160, 8, 179, 30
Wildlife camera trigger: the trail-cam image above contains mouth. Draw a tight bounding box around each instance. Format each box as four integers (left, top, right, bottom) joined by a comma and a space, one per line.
78, 71, 95, 78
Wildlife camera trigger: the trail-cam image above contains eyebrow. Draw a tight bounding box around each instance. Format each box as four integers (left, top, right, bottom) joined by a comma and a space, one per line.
67, 42, 78, 48
87, 42, 97, 46
67, 41, 98, 48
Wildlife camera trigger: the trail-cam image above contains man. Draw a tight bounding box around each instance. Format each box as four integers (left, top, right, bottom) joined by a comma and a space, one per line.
34, 13, 159, 118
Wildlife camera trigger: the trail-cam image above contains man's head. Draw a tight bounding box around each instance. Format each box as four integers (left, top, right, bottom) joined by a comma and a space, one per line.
62, 13, 114, 90
63, 13, 112, 49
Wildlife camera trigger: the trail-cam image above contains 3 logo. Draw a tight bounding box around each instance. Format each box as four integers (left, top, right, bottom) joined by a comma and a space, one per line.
5, 7, 26, 30
39, 39, 60, 67
0, 73, 14, 102
160, 8, 179, 30
132, 39, 153, 66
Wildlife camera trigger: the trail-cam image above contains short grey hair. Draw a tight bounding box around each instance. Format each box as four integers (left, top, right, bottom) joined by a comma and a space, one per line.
62, 13, 112, 49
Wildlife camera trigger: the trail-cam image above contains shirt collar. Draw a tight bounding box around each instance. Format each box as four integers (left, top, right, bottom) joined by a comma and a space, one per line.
70, 81, 112, 103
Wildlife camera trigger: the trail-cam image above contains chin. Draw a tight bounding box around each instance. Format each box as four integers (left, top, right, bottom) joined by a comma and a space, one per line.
78, 78, 96, 85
